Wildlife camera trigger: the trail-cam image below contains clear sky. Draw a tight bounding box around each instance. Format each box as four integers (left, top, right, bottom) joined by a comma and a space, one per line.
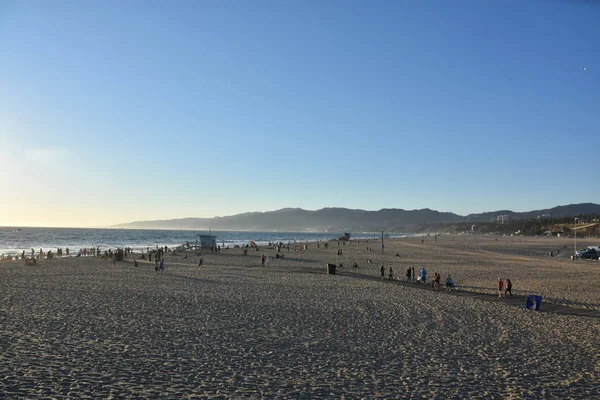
1, 0, 598, 227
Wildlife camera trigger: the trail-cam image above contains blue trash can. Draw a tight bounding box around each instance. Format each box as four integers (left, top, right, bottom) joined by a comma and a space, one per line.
526, 295, 535, 310
526, 295, 542, 311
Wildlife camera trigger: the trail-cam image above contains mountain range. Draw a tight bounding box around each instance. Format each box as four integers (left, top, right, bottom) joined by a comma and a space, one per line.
112, 203, 600, 232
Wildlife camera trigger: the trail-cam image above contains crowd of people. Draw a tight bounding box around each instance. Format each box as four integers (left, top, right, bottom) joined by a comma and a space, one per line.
2, 246, 139, 263
371, 260, 516, 297
386, 266, 457, 291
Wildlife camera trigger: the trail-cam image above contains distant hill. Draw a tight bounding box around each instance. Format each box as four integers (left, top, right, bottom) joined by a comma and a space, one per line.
464, 203, 600, 222
112, 203, 600, 232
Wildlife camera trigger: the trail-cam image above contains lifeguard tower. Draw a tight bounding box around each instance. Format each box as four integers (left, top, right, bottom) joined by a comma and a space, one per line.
174, 231, 219, 252
196, 233, 217, 249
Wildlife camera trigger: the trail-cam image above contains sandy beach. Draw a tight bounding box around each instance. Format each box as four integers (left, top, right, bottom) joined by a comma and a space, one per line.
1, 235, 599, 398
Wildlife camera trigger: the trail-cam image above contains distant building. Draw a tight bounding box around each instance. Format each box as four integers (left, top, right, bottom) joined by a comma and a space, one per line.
497, 215, 511, 224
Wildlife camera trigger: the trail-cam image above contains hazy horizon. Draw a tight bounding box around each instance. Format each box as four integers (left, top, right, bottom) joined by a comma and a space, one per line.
1, 1, 598, 228
2, 202, 595, 229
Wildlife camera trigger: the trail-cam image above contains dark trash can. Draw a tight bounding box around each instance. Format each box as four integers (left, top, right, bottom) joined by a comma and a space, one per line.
526, 295, 542, 311
526, 296, 535, 310
326, 263, 337, 275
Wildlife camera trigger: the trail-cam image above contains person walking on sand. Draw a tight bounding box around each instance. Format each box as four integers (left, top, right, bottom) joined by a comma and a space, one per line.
380, 265, 385, 280
433, 273, 441, 290
388, 267, 394, 280
445, 275, 454, 291
420, 267, 427, 285
412, 267, 416, 283
159, 259, 164, 272
497, 278, 504, 298
198, 257, 204, 267
406, 267, 411, 282
505, 278, 512, 297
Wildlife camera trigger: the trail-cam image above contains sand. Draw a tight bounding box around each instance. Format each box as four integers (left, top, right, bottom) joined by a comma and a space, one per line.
1, 235, 599, 398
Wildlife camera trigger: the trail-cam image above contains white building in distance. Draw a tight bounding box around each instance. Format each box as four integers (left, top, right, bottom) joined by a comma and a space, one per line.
497, 215, 512, 224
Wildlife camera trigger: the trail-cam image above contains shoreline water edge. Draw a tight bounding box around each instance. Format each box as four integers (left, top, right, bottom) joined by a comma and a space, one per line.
0, 227, 422, 257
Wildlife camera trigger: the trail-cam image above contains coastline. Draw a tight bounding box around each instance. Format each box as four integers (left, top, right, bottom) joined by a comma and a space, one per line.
0, 227, 421, 257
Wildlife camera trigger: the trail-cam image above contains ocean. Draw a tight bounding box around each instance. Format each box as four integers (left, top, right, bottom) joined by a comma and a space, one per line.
0, 227, 417, 256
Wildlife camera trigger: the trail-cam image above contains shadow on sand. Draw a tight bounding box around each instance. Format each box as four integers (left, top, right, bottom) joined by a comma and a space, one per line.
286, 267, 600, 319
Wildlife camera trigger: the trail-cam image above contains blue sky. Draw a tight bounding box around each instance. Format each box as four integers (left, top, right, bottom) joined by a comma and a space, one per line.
0, 0, 598, 227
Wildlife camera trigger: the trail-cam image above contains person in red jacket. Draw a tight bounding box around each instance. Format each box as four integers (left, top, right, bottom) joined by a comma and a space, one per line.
498, 278, 504, 298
